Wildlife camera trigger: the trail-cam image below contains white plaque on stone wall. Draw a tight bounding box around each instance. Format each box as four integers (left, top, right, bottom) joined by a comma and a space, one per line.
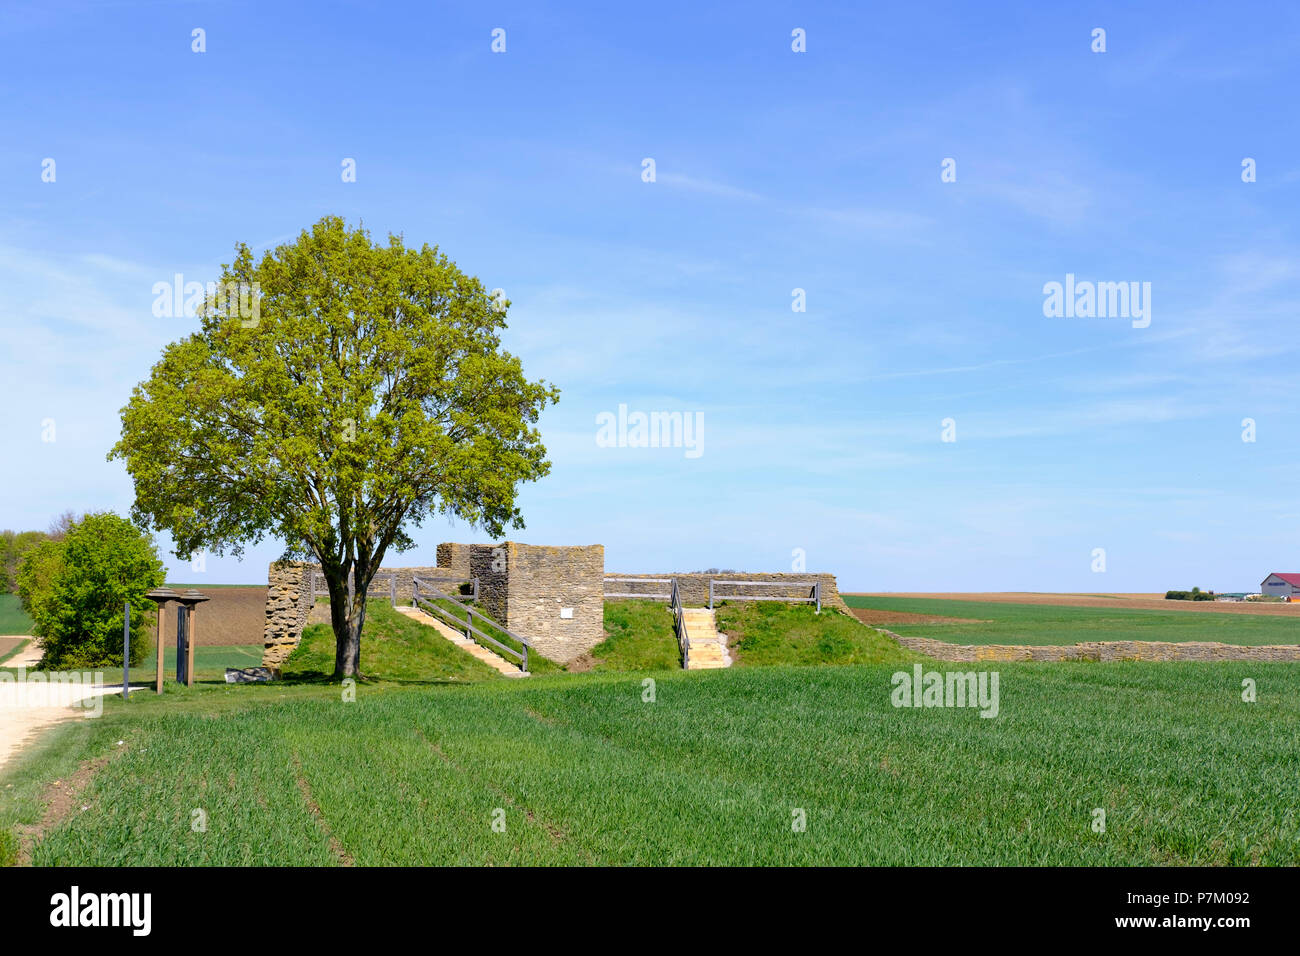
560, 607, 574, 619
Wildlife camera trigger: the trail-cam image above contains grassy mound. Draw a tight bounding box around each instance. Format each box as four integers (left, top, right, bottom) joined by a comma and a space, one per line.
589, 599, 681, 670
716, 602, 914, 667
282, 600, 500, 683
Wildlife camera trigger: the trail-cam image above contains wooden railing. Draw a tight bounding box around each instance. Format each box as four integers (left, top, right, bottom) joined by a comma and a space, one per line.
410, 574, 479, 603
310, 571, 479, 605
412, 576, 530, 672
670, 577, 688, 669
708, 579, 821, 613
310, 569, 400, 605
603, 576, 673, 600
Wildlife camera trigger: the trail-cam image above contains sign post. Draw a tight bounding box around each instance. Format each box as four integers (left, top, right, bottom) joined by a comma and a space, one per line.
144, 587, 178, 694
122, 601, 130, 702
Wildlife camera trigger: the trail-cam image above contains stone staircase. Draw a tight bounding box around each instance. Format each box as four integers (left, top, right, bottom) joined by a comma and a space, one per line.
392, 605, 529, 677
681, 608, 731, 670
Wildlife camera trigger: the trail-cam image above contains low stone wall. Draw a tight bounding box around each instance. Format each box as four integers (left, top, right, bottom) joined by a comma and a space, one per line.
261, 560, 477, 671
606, 571, 848, 612
890, 632, 1300, 662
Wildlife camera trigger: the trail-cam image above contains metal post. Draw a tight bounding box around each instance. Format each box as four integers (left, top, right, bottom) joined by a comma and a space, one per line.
815, 582, 821, 614
466, 609, 472, 641
390, 573, 396, 605
709, 580, 714, 610
122, 601, 130, 702
522, 644, 528, 673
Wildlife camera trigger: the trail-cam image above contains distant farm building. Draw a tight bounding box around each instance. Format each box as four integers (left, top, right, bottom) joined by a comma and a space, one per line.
1260, 573, 1300, 600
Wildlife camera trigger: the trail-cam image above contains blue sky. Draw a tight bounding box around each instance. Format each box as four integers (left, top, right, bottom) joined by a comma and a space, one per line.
2, 0, 1298, 591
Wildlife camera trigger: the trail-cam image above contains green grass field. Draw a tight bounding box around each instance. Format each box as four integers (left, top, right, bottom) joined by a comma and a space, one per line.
845, 595, 1300, 646
141, 645, 266, 680
0, 594, 33, 635
7, 596, 1300, 866
6, 661, 1300, 865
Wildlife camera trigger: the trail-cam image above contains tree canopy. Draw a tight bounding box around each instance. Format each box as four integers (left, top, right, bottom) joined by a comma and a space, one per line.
111, 217, 558, 676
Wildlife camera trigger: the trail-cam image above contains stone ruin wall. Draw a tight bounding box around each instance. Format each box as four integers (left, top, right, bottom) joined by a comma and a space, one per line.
605, 571, 848, 613
262, 544, 606, 670
263, 546, 844, 672
261, 559, 468, 672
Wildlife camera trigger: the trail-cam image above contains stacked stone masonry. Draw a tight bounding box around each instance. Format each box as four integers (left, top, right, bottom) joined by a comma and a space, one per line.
261, 559, 474, 671
264, 546, 846, 671
433, 542, 604, 662
263, 543, 607, 669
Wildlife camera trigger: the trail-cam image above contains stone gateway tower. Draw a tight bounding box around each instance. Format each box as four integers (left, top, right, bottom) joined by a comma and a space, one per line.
435, 542, 605, 663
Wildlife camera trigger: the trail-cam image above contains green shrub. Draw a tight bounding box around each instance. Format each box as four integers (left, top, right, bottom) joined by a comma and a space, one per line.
16, 512, 164, 669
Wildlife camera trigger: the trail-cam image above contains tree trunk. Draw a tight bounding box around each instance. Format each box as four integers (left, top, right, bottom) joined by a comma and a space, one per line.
326, 567, 367, 679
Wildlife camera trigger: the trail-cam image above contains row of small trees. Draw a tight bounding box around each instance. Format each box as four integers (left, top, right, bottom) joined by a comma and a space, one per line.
0, 512, 76, 592
1164, 587, 1216, 601
15, 513, 164, 669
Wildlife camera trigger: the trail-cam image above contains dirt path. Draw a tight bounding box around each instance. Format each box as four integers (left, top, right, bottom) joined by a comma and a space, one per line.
1, 638, 43, 668
0, 639, 134, 774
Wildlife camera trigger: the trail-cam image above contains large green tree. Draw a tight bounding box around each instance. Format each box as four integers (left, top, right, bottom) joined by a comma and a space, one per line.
111, 217, 558, 677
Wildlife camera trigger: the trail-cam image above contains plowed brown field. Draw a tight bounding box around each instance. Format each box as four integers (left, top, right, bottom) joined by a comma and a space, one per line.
849, 608, 988, 626
155, 586, 267, 645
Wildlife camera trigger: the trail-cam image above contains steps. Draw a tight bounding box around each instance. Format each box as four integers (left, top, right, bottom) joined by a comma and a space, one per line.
392, 605, 529, 677
681, 608, 732, 670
